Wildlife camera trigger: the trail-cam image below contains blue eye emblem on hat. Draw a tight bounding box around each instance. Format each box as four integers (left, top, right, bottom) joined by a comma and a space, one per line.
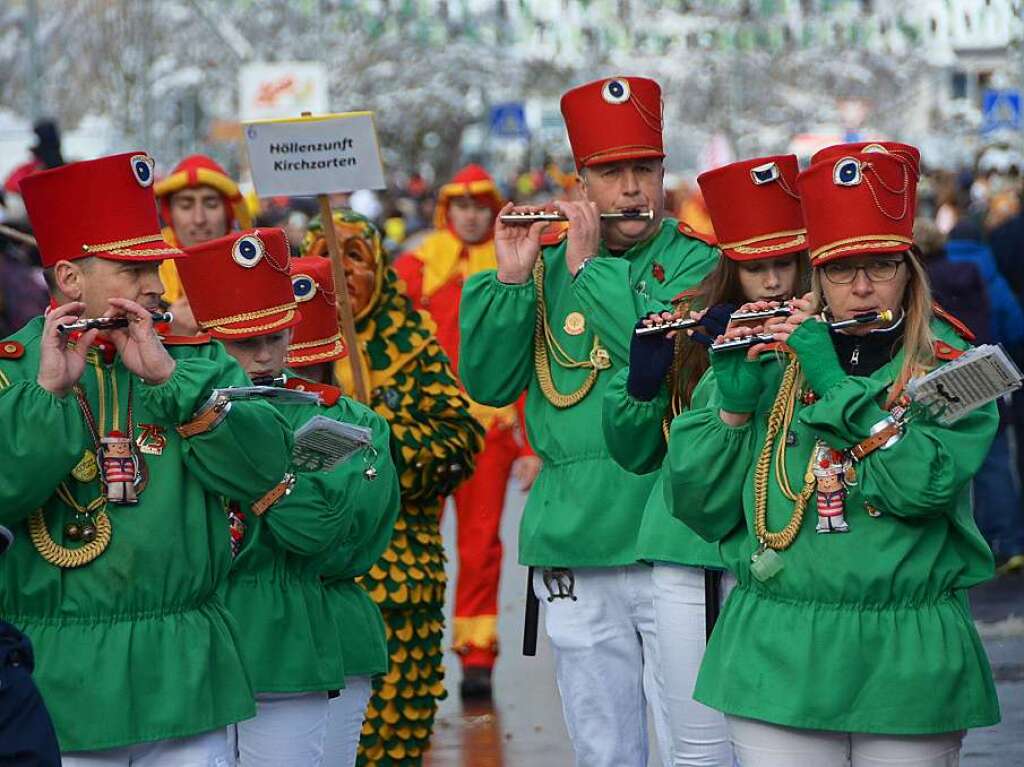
231, 234, 265, 268
833, 157, 863, 187
130, 154, 155, 187
750, 162, 780, 185
601, 78, 631, 104
292, 274, 316, 302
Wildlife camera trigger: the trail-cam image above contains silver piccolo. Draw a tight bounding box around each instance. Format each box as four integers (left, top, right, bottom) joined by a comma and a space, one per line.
499, 209, 655, 224
634, 316, 704, 337
634, 304, 794, 338
58, 311, 173, 334
730, 305, 794, 323
710, 310, 894, 353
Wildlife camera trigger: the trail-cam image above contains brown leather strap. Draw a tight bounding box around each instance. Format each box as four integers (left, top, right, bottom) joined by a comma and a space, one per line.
251, 473, 295, 517
851, 421, 902, 461
176, 395, 230, 439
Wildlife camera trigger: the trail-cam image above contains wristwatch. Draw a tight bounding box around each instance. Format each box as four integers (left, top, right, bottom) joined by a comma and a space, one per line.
573, 257, 595, 281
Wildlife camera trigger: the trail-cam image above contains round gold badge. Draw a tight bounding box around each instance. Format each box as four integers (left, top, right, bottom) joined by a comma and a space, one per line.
563, 312, 586, 336
71, 450, 99, 483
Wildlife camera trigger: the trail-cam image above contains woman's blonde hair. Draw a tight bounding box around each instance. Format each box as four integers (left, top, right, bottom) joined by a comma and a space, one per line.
810, 249, 936, 404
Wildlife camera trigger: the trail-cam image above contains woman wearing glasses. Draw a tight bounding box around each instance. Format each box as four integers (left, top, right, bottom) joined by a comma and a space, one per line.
601, 155, 809, 766
667, 146, 1000, 766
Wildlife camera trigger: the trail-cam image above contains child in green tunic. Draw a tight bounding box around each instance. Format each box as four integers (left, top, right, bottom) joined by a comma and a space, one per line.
602, 154, 809, 766
177, 227, 400, 767
668, 145, 1000, 766
6, 153, 294, 763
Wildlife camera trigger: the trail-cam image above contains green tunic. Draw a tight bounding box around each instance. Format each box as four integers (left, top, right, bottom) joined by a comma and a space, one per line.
666, 318, 1000, 734
317, 396, 401, 678
601, 366, 723, 567
0, 317, 293, 752
459, 218, 717, 567
224, 382, 399, 692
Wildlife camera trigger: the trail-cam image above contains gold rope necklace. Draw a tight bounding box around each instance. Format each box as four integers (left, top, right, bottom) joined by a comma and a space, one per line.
532, 259, 610, 408
753, 355, 817, 551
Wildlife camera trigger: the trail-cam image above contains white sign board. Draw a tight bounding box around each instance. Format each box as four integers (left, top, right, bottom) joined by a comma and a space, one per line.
239, 62, 328, 122
243, 112, 386, 197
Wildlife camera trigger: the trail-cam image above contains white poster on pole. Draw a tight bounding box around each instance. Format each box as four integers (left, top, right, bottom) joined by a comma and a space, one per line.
239, 62, 329, 122
243, 112, 386, 197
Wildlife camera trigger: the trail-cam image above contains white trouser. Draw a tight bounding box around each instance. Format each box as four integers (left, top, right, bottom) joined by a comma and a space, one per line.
323, 675, 374, 766
61, 729, 232, 767
533, 564, 669, 767
727, 716, 964, 767
651, 563, 735, 766
232, 691, 329, 767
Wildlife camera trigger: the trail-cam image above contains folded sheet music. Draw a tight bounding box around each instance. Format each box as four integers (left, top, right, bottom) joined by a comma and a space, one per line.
292, 415, 374, 472
905, 344, 1023, 425
212, 385, 323, 406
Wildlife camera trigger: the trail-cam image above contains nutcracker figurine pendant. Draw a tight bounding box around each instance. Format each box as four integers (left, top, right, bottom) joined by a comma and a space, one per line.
100, 431, 140, 505
813, 443, 851, 533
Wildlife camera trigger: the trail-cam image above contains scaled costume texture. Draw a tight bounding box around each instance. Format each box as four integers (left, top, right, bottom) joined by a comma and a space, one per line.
394, 164, 531, 671
304, 211, 484, 765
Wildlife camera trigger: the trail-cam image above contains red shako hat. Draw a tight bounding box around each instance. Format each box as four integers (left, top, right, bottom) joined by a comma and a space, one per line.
177, 228, 300, 339
287, 256, 345, 367
811, 142, 921, 179
797, 150, 918, 266
697, 155, 806, 262
560, 76, 664, 171
20, 152, 183, 268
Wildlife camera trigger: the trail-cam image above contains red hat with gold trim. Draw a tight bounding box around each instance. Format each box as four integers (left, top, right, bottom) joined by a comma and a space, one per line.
697, 155, 805, 262
560, 76, 664, 171
20, 152, 183, 268
287, 256, 345, 367
433, 164, 503, 231
797, 151, 917, 266
811, 141, 921, 179
177, 228, 301, 339
154, 154, 253, 231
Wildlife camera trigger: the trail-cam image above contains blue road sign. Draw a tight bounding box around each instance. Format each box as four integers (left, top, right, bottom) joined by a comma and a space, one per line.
982, 89, 1021, 134
489, 102, 529, 139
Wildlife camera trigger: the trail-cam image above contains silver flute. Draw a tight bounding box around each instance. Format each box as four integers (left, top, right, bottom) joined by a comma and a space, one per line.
634, 316, 704, 337
710, 310, 894, 352
58, 311, 173, 334
634, 305, 793, 338
499, 209, 655, 224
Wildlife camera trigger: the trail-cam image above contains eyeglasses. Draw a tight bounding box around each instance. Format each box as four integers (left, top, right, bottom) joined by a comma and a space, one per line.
821, 259, 903, 285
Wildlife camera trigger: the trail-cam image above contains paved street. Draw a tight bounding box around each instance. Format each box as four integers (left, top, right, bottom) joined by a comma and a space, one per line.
425, 485, 1024, 766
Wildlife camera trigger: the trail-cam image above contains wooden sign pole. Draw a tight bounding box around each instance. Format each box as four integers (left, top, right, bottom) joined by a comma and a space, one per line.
317, 194, 369, 404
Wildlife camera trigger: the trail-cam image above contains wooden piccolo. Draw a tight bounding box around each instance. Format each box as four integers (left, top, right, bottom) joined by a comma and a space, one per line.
58, 312, 173, 334
634, 304, 793, 338
710, 310, 894, 353
499, 209, 655, 224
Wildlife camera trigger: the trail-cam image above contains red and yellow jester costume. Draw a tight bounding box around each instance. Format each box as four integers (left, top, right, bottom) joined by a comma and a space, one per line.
394, 165, 534, 679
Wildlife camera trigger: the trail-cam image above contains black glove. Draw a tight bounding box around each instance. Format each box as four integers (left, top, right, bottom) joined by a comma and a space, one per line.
627, 315, 676, 401
690, 302, 737, 348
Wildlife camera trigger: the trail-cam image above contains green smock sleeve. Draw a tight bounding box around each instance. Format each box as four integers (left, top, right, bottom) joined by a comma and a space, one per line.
799, 376, 998, 520
321, 409, 401, 582
0, 380, 89, 522
139, 344, 293, 506
666, 406, 755, 542
601, 366, 669, 475
572, 258, 655, 362
458, 270, 535, 407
